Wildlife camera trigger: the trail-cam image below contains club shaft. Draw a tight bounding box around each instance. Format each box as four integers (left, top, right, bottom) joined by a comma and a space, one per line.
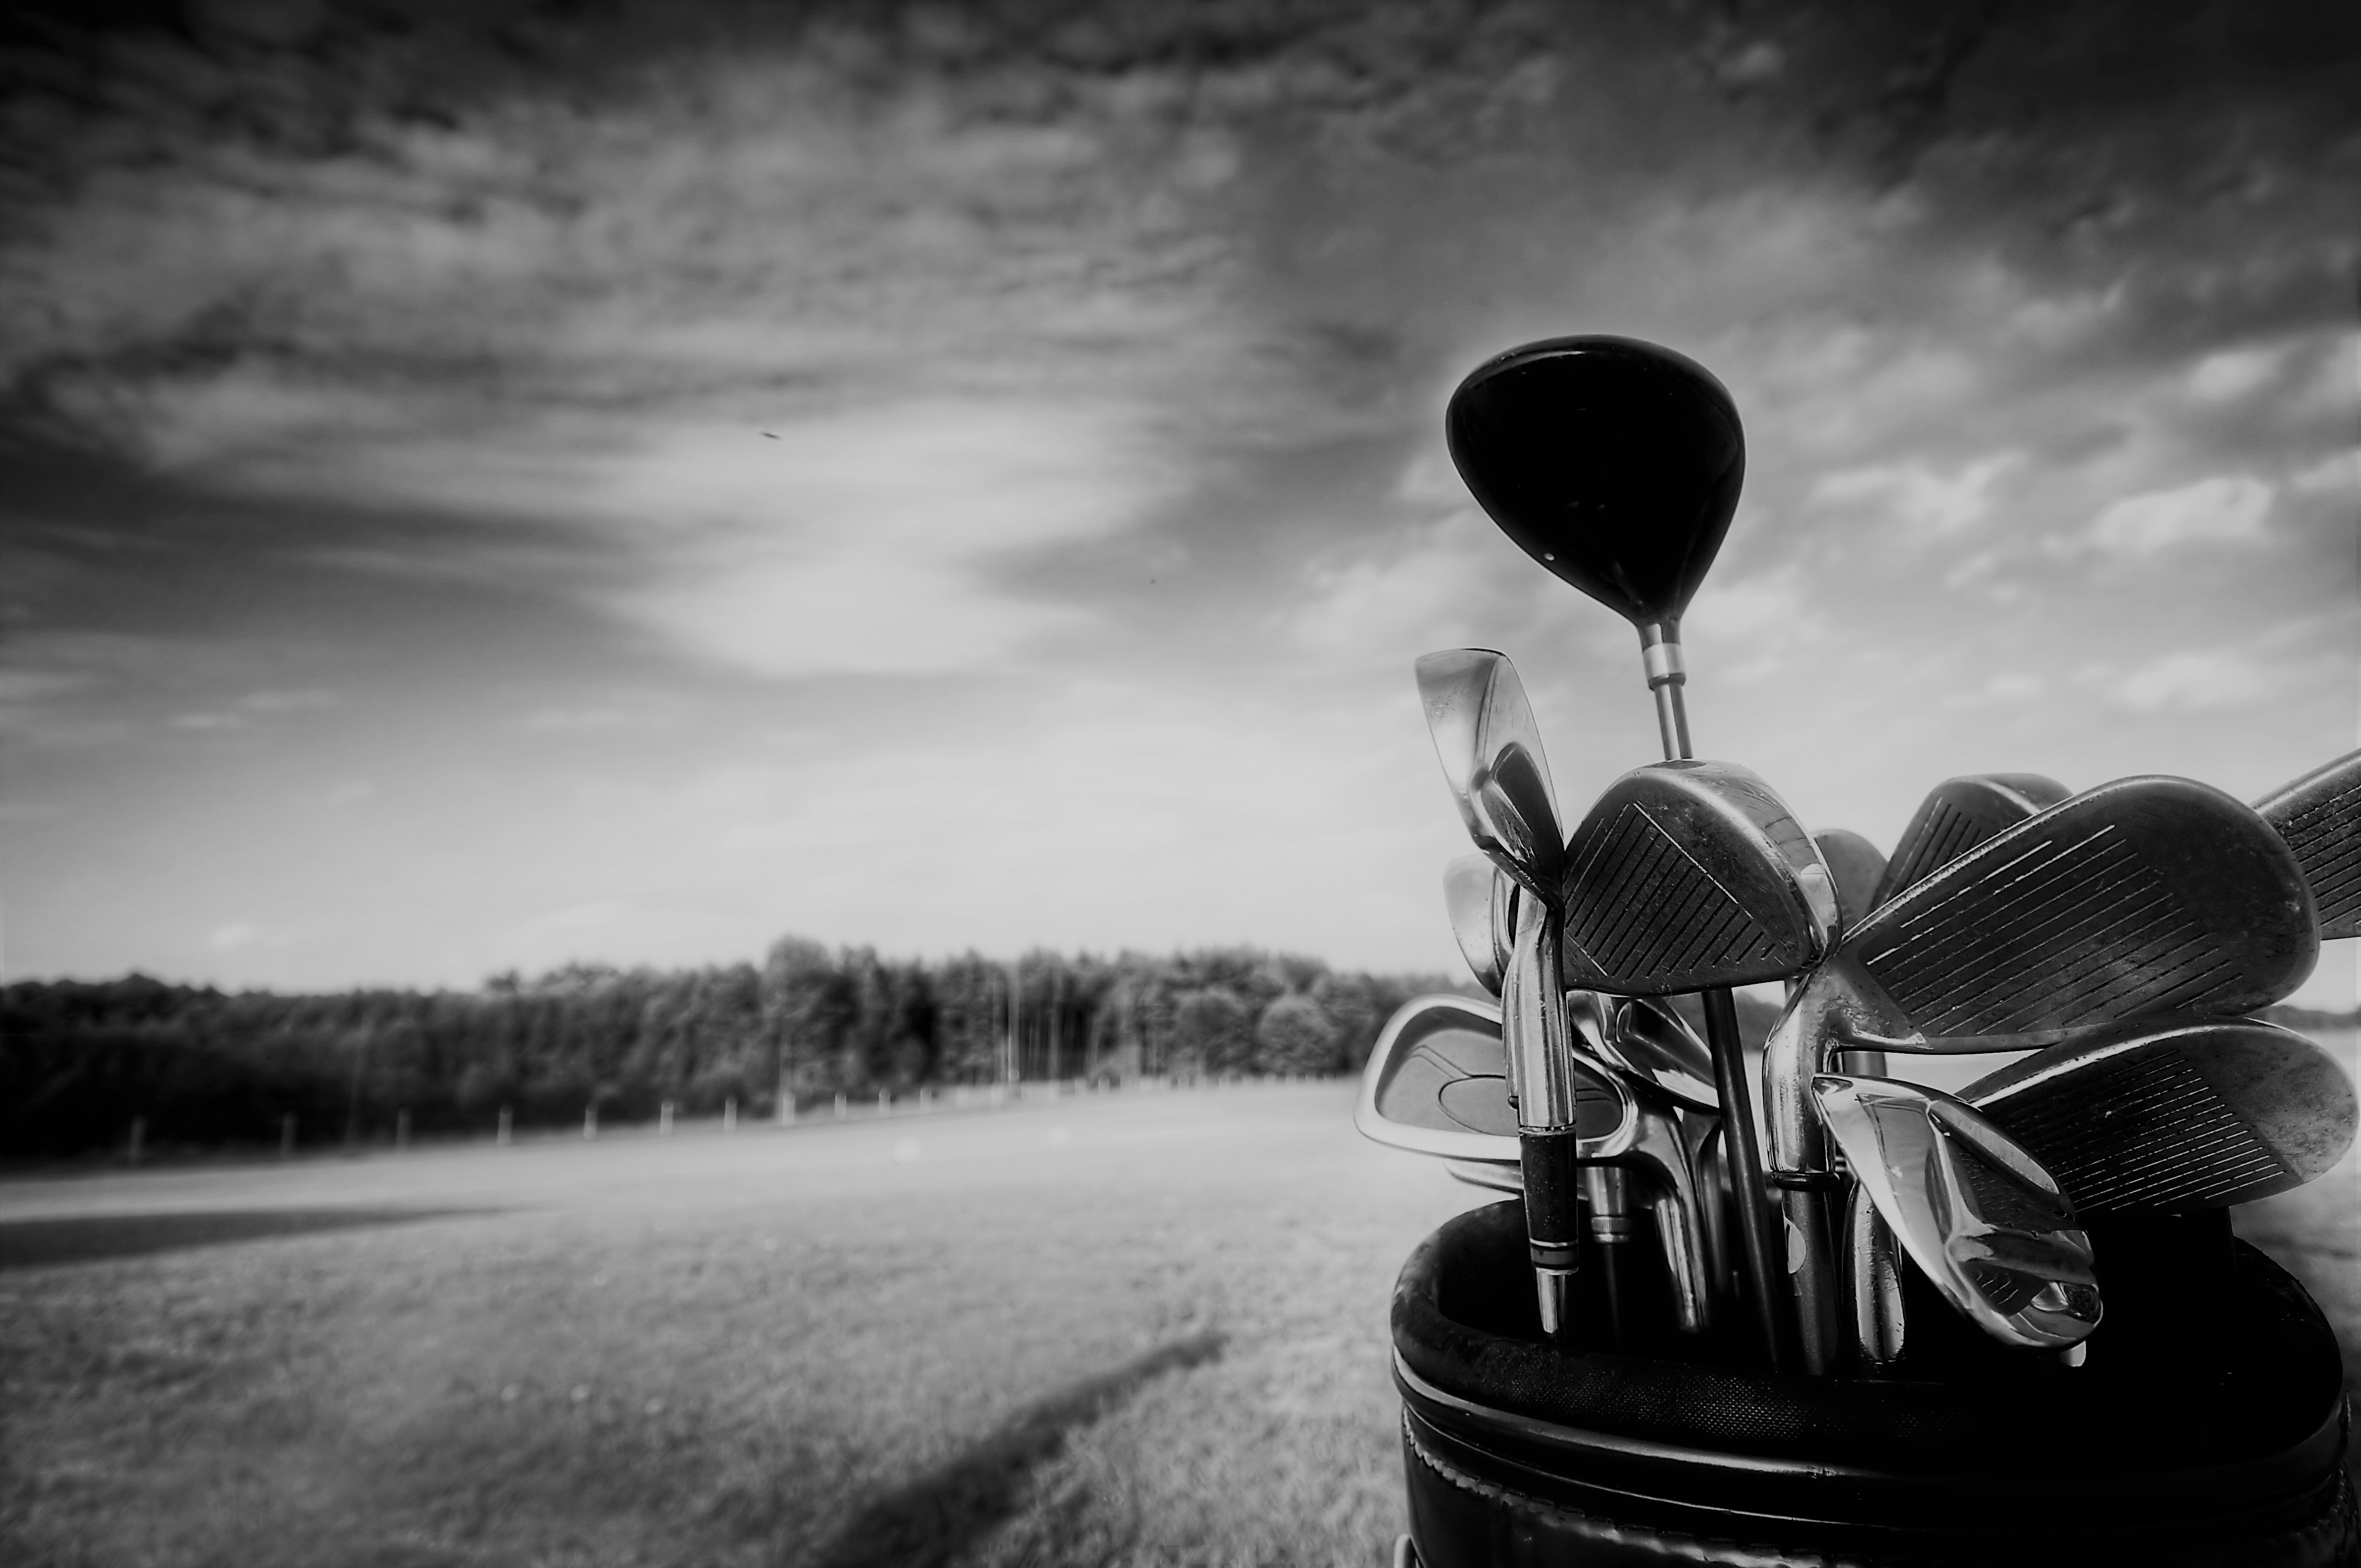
1646, 630, 1790, 1370
1701, 988, 1789, 1369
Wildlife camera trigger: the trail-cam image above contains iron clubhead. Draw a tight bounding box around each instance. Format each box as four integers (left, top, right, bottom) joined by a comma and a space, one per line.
1443, 855, 1509, 994
2255, 748, 2361, 941
1814, 1074, 2102, 1351
1444, 336, 1744, 633
1870, 774, 2071, 908
1765, 775, 2311, 1371
1831, 775, 2315, 1046
1559, 759, 1838, 995
1962, 1015, 2358, 1213
1354, 994, 1624, 1163
1813, 829, 1888, 937
1414, 650, 1568, 894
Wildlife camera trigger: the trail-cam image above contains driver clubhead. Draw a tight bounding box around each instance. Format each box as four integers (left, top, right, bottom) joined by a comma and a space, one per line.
1414, 650, 1568, 894
1812, 829, 1888, 938
1354, 994, 1625, 1163
1814, 1074, 2102, 1351
1444, 335, 1744, 632
2255, 748, 2361, 941
1443, 855, 1510, 994
1870, 775, 2071, 908
1961, 1015, 2358, 1213
1559, 759, 1838, 995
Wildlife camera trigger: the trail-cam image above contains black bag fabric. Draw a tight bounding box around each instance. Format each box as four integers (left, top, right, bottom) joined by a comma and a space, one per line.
1392, 1200, 2356, 1566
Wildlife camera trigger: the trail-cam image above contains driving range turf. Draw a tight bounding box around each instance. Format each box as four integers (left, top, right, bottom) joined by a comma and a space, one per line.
3, 1058, 2354, 1567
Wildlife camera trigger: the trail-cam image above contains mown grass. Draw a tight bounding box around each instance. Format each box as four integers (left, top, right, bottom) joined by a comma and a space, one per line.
2, 1050, 2353, 1568
0, 1084, 1483, 1567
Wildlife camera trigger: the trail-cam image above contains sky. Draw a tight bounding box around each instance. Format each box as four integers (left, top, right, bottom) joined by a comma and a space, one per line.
2, 0, 2355, 1005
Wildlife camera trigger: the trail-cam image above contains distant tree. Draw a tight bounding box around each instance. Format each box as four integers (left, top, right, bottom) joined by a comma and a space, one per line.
1172, 987, 1252, 1076
1255, 994, 1338, 1075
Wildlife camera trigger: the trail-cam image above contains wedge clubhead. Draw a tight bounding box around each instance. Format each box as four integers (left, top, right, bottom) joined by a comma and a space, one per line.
2255, 748, 2361, 941
1559, 759, 1838, 995
1813, 829, 1888, 937
1765, 774, 2316, 1370
1870, 774, 2070, 908
1815, 1074, 2102, 1352
1443, 854, 1510, 994
1962, 1015, 2358, 1213
1414, 650, 1569, 896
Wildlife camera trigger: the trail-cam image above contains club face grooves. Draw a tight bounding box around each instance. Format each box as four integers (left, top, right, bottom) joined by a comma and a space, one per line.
1871, 775, 2070, 907
1558, 765, 1824, 994
1563, 802, 1785, 987
1846, 778, 2316, 1035
2257, 750, 2361, 940
1963, 1017, 2354, 1213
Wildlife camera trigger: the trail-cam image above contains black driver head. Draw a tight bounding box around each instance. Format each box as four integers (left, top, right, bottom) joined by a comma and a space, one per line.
1445, 335, 1744, 631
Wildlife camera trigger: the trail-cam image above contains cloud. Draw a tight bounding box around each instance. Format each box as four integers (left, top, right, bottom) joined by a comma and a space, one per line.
208, 923, 257, 952
1806, 452, 2020, 535
2087, 475, 2272, 557
2101, 649, 2270, 712
2185, 344, 2288, 403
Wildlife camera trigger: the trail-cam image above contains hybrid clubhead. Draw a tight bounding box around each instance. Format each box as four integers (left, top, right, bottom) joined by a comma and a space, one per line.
1815, 1074, 2102, 1352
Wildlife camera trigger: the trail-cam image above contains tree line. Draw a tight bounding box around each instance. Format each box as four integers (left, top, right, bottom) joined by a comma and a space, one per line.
0, 940, 1461, 1159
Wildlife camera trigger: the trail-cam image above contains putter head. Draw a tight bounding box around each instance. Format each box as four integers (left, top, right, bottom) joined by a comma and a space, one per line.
1414, 650, 1568, 894
1354, 994, 1626, 1162
1559, 759, 1838, 995
1573, 991, 1719, 1112
1962, 1015, 2358, 1213
1443, 855, 1510, 994
1445, 336, 1744, 631
2255, 748, 2361, 941
1814, 1074, 2102, 1351
1871, 774, 2071, 907
1811, 829, 1888, 938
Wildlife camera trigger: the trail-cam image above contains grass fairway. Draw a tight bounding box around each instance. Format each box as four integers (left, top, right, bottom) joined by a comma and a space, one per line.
3, 1053, 2353, 1567
0, 1084, 1490, 1567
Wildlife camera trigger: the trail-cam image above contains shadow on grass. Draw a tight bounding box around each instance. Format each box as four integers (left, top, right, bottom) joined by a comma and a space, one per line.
808, 1329, 1228, 1568
0, 1207, 497, 1270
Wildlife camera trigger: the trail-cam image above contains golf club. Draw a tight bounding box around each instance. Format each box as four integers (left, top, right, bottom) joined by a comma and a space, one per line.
2255, 747, 2361, 941
1355, 994, 1712, 1337
1443, 854, 1510, 995
1870, 775, 2070, 908
1813, 829, 1888, 938
1814, 1074, 2103, 1352
1558, 759, 1839, 998
1764, 774, 2316, 1369
1961, 1015, 2358, 1214
1415, 651, 1586, 1341
1446, 334, 1787, 1367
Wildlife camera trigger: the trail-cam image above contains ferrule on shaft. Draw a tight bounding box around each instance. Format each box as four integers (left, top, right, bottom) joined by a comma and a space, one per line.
1637, 622, 1693, 760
